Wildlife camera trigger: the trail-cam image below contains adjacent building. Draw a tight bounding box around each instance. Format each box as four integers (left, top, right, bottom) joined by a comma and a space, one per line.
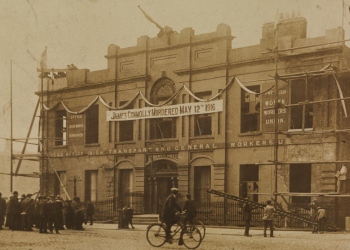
37, 14, 350, 227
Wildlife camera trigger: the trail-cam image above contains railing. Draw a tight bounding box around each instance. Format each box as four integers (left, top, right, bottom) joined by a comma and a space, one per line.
192, 201, 336, 229
90, 195, 336, 229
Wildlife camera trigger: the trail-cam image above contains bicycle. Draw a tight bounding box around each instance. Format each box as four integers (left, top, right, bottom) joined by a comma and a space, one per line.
146, 214, 202, 249
171, 219, 206, 240
193, 219, 206, 240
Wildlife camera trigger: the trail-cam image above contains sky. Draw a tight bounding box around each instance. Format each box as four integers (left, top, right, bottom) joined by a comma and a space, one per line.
0, 0, 346, 153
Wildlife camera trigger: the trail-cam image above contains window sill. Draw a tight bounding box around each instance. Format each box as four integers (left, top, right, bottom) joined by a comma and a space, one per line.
146, 138, 178, 143
238, 131, 262, 137
53, 145, 68, 149
287, 128, 313, 133
84, 143, 100, 147
190, 135, 215, 140
115, 141, 136, 145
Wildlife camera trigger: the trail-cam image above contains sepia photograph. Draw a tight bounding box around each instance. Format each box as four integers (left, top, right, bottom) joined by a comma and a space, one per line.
0, 0, 349, 249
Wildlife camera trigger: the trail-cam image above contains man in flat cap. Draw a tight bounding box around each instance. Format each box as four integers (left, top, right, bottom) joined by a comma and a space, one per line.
161, 187, 182, 244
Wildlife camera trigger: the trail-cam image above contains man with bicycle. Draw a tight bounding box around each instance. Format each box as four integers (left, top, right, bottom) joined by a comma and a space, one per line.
161, 187, 182, 244
179, 194, 198, 245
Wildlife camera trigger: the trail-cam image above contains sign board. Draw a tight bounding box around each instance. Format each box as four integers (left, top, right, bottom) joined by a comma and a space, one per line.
106, 99, 223, 121
262, 82, 289, 132
68, 113, 84, 144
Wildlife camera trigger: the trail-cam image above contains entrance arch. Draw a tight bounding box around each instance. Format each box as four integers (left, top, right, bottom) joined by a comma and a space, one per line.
144, 159, 178, 214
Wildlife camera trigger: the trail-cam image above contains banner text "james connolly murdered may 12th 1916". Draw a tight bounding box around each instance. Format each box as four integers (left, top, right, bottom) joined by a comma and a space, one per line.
106, 99, 223, 121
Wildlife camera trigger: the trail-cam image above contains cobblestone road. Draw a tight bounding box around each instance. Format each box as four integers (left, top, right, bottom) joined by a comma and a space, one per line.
0, 224, 349, 250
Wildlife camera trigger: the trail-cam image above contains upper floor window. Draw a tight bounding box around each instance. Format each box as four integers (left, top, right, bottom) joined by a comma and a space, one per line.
194, 91, 212, 136
55, 110, 67, 146
119, 101, 134, 142
241, 86, 260, 133
290, 79, 313, 130
85, 105, 99, 144
150, 78, 177, 140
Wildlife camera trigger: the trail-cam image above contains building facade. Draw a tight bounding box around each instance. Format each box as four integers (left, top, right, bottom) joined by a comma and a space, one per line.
37, 15, 350, 227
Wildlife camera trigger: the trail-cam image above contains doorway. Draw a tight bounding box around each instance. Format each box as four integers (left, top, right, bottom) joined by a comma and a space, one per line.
144, 160, 178, 214
290, 164, 311, 203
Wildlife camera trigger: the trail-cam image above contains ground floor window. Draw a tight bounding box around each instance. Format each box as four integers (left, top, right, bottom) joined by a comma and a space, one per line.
290, 164, 311, 203
240, 164, 259, 202
194, 166, 211, 203
85, 170, 98, 202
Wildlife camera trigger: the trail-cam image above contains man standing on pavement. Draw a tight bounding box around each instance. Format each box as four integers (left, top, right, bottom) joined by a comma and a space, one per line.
85, 201, 95, 226
263, 200, 276, 237
243, 197, 256, 237
38, 196, 48, 233
316, 206, 327, 234
309, 198, 318, 233
23, 194, 35, 231
161, 187, 182, 244
55, 195, 64, 230
0, 192, 6, 230
47, 196, 60, 234
7, 191, 21, 230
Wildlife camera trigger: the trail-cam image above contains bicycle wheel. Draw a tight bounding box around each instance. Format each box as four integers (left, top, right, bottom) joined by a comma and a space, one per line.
194, 220, 206, 240
182, 226, 202, 249
146, 223, 167, 247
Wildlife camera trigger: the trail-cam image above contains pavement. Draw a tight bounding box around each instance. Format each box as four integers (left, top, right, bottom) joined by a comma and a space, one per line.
93, 222, 350, 236
1, 223, 349, 250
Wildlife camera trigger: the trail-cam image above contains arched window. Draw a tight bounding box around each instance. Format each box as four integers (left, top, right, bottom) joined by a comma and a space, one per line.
150, 78, 177, 139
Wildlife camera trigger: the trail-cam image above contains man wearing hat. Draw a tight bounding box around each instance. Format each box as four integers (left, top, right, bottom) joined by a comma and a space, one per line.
6, 191, 22, 230
242, 197, 257, 237
23, 194, 35, 231
38, 196, 49, 233
20, 194, 27, 230
47, 196, 60, 234
309, 198, 318, 233
316, 206, 327, 234
0, 192, 6, 230
161, 187, 182, 244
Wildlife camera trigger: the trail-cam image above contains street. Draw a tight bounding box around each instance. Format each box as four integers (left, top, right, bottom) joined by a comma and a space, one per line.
0, 224, 349, 250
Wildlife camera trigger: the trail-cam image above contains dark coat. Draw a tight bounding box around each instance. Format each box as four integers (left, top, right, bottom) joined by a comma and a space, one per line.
0, 197, 6, 216
161, 194, 181, 223
39, 200, 49, 217
183, 199, 197, 219
7, 196, 21, 215
243, 202, 253, 221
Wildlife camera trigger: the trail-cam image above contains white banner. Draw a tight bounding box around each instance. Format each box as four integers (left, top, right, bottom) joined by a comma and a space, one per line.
106, 99, 223, 121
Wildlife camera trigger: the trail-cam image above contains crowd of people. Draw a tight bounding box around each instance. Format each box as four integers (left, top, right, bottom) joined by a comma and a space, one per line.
0, 191, 95, 234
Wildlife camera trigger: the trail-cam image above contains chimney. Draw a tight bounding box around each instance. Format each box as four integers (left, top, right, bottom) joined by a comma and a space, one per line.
261, 13, 307, 50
